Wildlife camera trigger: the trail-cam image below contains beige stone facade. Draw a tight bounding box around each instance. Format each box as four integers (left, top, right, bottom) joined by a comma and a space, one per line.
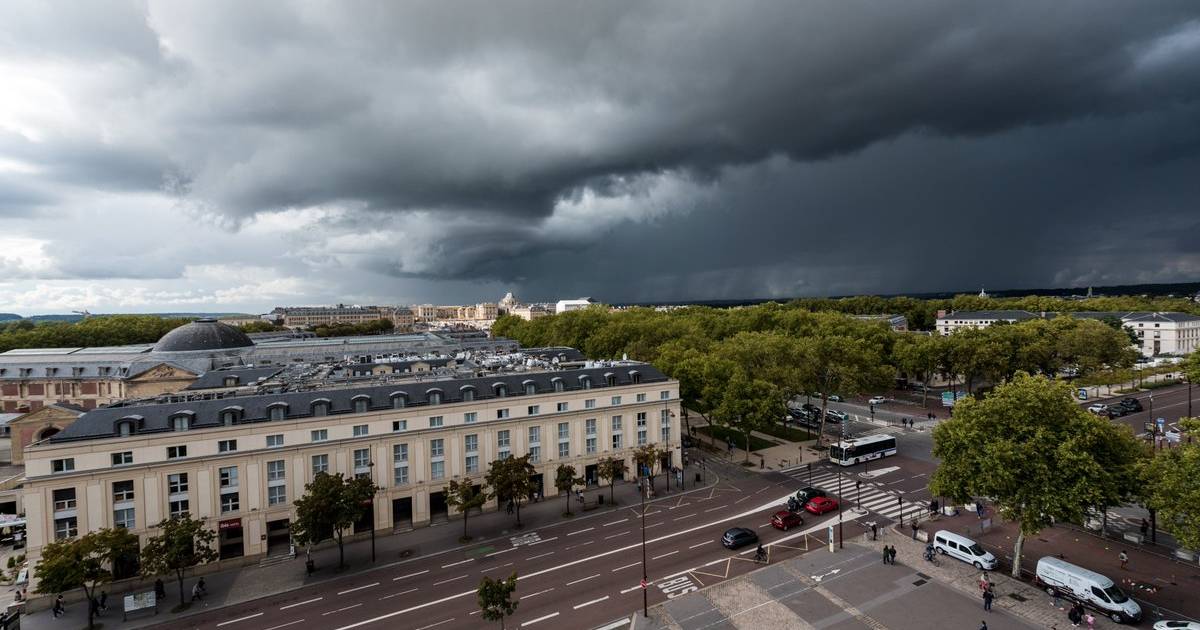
21, 377, 680, 590
8, 404, 84, 465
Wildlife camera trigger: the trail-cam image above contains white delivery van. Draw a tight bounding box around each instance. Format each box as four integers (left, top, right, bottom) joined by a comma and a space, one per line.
1035, 556, 1142, 624
932, 530, 997, 570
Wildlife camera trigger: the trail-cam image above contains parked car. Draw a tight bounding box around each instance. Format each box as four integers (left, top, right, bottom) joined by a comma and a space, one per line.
826, 409, 849, 422
1154, 621, 1200, 630
721, 527, 759, 549
1120, 398, 1144, 412
771, 510, 805, 531
1104, 405, 1129, 418
1035, 556, 1141, 624
932, 530, 997, 570
827, 394, 844, 402
1087, 404, 1108, 414
1164, 428, 1183, 444
794, 487, 827, 505
868, 396, 887, 405
804, 496, 839, 515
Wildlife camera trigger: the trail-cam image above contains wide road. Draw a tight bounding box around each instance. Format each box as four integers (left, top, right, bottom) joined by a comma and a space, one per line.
148, 466, 870, 630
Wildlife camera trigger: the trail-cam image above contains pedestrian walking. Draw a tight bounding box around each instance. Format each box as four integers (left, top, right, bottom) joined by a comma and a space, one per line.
870, 522, 878, 540
1068, 605, 1080, 626
888, 545, 897, 564
99, 590, 108, 612
1140, 518, 1149, 539
979, 571, 990, 591
1119, 550, 1128, 569
53, 594, 65, 618
155, 577, 166, 600
882, 546, 890, 564
976, 502, 985, 518
1084, 612, 1095, 629
910, 521, 918, 540
979, 621, 987, 630
983, 587, 994, 612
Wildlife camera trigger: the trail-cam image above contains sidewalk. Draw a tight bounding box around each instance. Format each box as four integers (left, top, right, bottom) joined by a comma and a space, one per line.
22, 462, 717, 630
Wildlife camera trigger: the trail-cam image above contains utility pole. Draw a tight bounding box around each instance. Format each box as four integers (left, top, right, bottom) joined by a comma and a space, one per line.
640, 476, 649, 617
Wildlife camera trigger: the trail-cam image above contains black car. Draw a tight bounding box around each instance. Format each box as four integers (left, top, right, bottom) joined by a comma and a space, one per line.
721, 527, 759, 550
1120, 398, 1144, 412
795, 487, 827, 505
1104, 405, 1129, 418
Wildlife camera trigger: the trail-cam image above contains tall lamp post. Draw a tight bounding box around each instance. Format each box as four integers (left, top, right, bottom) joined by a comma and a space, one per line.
640, 475, 649, 617
837, 418, 844, 549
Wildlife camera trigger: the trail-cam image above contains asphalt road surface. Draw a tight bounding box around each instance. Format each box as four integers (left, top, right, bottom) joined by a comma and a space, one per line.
148, 471, 870, 630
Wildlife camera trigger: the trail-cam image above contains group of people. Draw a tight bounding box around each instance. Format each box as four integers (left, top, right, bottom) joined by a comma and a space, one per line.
881, 545, 897, 564
51, 591, 108, 619
1066, 601, 1095, 628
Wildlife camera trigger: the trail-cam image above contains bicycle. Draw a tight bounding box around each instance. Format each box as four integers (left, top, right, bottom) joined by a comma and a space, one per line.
754, 547, 768, 563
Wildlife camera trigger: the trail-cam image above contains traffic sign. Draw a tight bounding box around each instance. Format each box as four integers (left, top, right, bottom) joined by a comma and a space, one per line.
640, 579, 647, 589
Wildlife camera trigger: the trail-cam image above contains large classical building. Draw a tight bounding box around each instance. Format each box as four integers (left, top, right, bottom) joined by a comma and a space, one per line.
0, 319, 519, 415
21, 358, 678, 592
935, 310, 1200, 355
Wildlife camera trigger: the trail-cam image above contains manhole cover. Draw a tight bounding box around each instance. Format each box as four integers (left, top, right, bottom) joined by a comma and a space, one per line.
916, 572, 931, 580
912, 579, 927, 587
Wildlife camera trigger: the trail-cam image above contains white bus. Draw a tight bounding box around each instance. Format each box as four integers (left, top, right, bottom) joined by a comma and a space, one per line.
829, 434, 898, 466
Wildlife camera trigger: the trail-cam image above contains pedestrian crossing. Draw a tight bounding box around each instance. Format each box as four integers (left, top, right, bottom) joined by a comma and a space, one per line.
781, 467, 928, 522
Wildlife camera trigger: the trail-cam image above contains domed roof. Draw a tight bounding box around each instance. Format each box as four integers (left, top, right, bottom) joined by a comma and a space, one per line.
152, 318, 255, 353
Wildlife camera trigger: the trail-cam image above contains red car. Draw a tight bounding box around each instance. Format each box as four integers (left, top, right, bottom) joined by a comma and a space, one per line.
805, 496, 839, 515
771, 510, 805, 531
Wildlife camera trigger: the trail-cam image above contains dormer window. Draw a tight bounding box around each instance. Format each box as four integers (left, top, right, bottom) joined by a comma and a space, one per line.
426, 389, 443, 405
629, 370, 642, 384
524, 381, 537, 396
220, 406, 243, 426
224, 376, 239, 387
460, 386, 476, 402
493, 383, 508, 398
171, 413, 193, 432
311, 399, 331, 417
390, 392, 408, 409
552, 378, 565, 393
268, 403, 288, 421
115, 418, 139, 437
352, 395, 371, 414
604, 373, 617, 387
579, 375, 592, 390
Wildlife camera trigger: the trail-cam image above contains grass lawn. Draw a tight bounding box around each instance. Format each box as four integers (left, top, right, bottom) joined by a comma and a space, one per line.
757, 421, 817, 443
694, 424, 775, 452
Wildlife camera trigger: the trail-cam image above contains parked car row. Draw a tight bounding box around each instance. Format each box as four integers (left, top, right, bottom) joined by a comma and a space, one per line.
1087, 397, 1142, 418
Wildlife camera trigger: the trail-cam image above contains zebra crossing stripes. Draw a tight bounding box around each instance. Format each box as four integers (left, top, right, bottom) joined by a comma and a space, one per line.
783, 468, 925, 521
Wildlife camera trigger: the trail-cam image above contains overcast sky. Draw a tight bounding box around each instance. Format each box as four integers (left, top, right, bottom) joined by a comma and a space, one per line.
2, 1, 1199, 315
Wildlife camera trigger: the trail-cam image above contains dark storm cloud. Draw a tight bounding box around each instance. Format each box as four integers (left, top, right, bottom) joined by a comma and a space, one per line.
3, 0, 1200, 305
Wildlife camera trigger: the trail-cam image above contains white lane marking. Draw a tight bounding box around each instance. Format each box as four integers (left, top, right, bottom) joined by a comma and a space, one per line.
529, 536, 559, 546
704, 506, 725, 513
734, 497, 750, 504
689, 542, 709, 549
526, 551, 554, 561
415, 620, 454, 630
394, 569, 429, 581
757, 523, 772, 529
567, 527, 595, 536
604, 531, 631, 540
337, 582, 379, 595
331, 489, 798, 630
433, 574, 467, 586
322, 604, 363, 616
644, 522, 663, 529
574, 595, 610, 609
612, 561, 640, 572
673, 513, 697, 521
566, 540, 595, 550
441, 559, 473, 568
620, 584, 642, 594
643, 510, 662, 517
522, 587, 555, 600
596, 617, 634, 630
264, 621, 306, 630
482, 562, 514, 573
280, 597, 323, 610
218, 613, 264, 626
522, 612, 561, 627
566, 573, 600, 586
603, 518, 628, 526
381, 588, 418, 600
652, 550, 678, 560
485, 547, 516, 558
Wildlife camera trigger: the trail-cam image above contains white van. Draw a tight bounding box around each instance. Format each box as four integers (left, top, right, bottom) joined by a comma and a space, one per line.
932, 530, 997, 570
1035, 556, 1142, 624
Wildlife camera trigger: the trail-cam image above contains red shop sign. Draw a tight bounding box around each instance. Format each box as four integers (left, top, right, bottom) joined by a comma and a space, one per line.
218, 518, 242, 531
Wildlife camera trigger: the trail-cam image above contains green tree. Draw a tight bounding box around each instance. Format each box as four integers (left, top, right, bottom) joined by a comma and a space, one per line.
1142, 442, 1200, 550
893, 334, 943, 405
709, 371, 782, 462
445, 479, 491, 543
799, 322, 893, 445
35, 527, 139, 629
485, 455, 537, 528
632, 443, 666, 490
597, 456, 629, 506
477, 572, 519, 629
1184, 352, 1200, 417
291, 472, 378, 570
930, 373, 1144, 578
554, 464, 582, 517
140, 515, 219, 608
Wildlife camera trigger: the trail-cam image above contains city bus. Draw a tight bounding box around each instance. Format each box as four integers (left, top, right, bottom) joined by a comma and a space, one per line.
829, 434, 898, 466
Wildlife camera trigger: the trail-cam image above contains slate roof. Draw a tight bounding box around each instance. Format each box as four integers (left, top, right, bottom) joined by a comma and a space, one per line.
152, 318, 255, 353
522, 347, 587, 363
184, 366, 286, 390
346, 358, 455, 376
938, 310, 1040, 321
50, 364, 670, 444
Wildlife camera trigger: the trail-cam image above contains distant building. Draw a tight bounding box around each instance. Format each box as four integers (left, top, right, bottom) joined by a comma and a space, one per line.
509, 304, 551, 321
218, 316, 270, 327
852, 314, 908, 332
935, 310, 1200, 356
271, 305, 388, 329
556, 298, 598, 314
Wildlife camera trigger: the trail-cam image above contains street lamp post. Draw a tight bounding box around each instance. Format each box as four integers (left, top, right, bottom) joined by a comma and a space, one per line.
367, 461, 377, 563
640, 477, 649, 618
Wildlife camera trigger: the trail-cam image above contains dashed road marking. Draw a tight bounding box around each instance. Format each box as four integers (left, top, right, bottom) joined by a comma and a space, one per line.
280, 597, 323, 610
415, 620, 454, 630
704, 506, 725, 513
574, 595, 610, 609
441, 559, 473, 569
652, 550, 678, 560
566, 573, 600, 586
522, 587, 555, 600
612, 561, 640, 572
218, 613, 264, 626
337, 582, 379, 595
322, 604, 362, 616
604, 531, 631, 540
689, 541, 709, 549
567, 527, 595, 536
393, 569, 429, 581
264, 621, 305, 630
672, 513, 696, 521
526, 551, 554, 561
433, 574, 466, 586
522, 612, 561, 627
603, 518, 628, 527
481, 562, 513, 573
380, 588, 417, 600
